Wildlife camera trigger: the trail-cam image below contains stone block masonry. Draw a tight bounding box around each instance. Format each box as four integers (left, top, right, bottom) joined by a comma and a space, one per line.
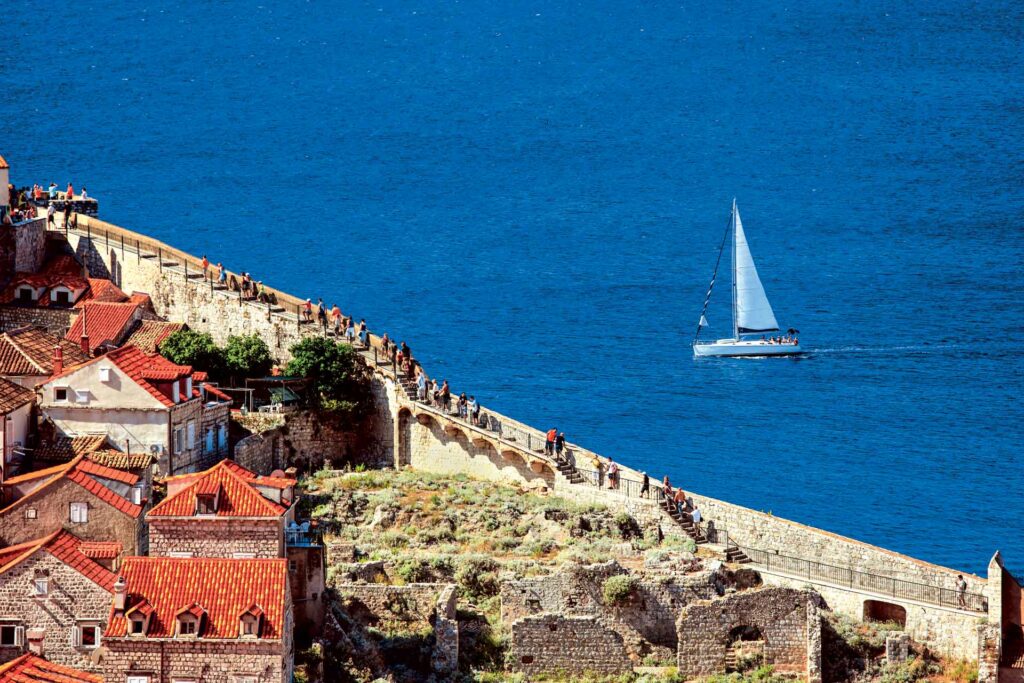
510, 614, 633, 676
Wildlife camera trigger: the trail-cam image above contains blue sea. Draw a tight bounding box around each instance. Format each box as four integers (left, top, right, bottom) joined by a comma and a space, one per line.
4, 1, 1022, 575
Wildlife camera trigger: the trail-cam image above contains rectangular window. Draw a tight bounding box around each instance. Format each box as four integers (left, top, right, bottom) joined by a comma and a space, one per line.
54, 387, 68, 402
53, 289, 71, 305
24, 508, 37, 520
127, 677, 150, 683
187, 421, 196, 449
99, 366, 112, 382
173, 428, 184, 454
179, 620, 196, 635
0, 624, 21, 646
131, 485, 144, 505
70, 502, 88, 523
205, 428, 214, 453
218, 424, 227, 448
288, 560, 297, 573
131, 618, 145, 634
76, 623, 100, 648
32, 578, 49, 597
74, 389, 89, 404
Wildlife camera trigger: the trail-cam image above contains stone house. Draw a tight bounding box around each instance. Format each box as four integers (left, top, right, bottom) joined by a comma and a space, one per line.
0, 652, 102, 682
147, 459, 324, 628
0, 454, 145, 556
37, 344, 231, 475
64, 297, 157, 357
0, 377, 35, 484
0, 529, 116, 672
102, 556, 294, 683
0, 325, 90, 389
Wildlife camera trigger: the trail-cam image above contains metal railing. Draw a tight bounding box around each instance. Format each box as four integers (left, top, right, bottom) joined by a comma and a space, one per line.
737, 544, 988, 613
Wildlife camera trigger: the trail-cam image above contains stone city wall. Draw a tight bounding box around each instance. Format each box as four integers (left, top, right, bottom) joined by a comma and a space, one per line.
0, 305, 75, 336
53, 216, 994, 659
676, 588, 821, 681
757, 570, 982, 661
510, 614, 633, 677
147, 518, 283, 559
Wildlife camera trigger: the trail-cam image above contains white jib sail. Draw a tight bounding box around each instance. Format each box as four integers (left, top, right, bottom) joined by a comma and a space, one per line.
734, 207, 780, 334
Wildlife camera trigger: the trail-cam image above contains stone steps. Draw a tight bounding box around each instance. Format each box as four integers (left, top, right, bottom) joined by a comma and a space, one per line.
725, 547, 752, 564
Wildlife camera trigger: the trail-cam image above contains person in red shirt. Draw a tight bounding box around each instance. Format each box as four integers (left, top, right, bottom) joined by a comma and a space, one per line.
545, 428, 557, 455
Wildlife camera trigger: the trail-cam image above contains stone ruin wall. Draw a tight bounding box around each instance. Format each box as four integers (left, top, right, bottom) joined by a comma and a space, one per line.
510, 614, 633, 677
333, 582, 458, 676
676, 587, 822, 683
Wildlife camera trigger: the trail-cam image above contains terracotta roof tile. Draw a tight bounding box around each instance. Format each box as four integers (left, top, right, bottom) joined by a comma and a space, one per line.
149, 460, 286, 519
0, 653, 102, 683
65, 301, 143, 353
46, 345, 192, 408
79, 278, 128, 305
0, 326, 90, 378
0, 529, 116, 591
0, 455, 142, 519
32, 435, 109, 464
78, 541, 123, 560
76, 458, 140, 486
86, 449, 155, 471
122, 320, 184, 354
105, 557, 288, 640
0, 377, 34, 413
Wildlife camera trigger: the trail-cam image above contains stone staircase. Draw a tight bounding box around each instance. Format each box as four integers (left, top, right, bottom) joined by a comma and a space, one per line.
555, 458, 587, 485
662, 499, 707, 545
724, 648, 737, 672
725, 546, 753, 564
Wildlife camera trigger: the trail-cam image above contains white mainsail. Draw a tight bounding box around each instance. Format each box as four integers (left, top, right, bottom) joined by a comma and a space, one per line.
733, 206, 780, 334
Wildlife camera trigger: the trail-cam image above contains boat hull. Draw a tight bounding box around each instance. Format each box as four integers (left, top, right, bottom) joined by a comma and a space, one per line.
693, 339, 802, 358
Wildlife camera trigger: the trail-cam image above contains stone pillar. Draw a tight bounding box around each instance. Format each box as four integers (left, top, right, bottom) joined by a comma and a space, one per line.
432, 585, 459, 676
885, 633, 910, 664
977, 623, 1000, 683
806, 599, 823, 683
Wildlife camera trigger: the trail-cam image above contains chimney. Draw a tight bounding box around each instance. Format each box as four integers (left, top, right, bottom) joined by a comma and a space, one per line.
78, 305, 91, 355
26, 628, 45, 656
52, 346, 64, 376
112, 575, 128, 612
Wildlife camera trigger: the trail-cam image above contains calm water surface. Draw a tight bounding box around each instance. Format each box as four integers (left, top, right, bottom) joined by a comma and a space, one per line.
4, 1, 1022, 574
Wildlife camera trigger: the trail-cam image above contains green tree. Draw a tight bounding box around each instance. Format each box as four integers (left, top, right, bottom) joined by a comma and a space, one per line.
285, 337, 370, 419
158, 330, 225, 378
224, 334, 274, 383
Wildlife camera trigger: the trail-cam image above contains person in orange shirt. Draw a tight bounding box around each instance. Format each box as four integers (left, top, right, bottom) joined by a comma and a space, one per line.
545, 428, 557, 455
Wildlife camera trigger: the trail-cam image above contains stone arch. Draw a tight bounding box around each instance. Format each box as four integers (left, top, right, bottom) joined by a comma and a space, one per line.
396, 407, 414, 467
728, 624, 764, 643
863, 599, 907, 627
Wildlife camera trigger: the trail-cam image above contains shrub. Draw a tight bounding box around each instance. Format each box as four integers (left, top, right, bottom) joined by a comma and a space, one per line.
944, 659, 979, 683
602, 574, 639, 606
223, 334, 273, 382
285, 336, 371, 419
456, 555, 500, 601
394, 558, 432, 583
158, 330, 225, 379
614, 512, 641, 539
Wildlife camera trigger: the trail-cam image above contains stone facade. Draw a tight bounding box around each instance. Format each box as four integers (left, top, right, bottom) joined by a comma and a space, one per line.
0, 476, 144, 555
0, 217, 46, 285
0, 549, 112, 672
101, 634, 293, 683
676, 588, 822, 681
510, 614, 632, 676
148, 517, 284, 558
0, 305, 75, 336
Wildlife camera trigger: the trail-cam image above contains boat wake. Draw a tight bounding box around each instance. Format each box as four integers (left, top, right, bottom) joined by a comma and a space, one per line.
808, 343, 969, 355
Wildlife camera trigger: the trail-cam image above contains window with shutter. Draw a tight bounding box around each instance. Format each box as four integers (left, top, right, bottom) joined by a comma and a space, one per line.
70, 502, 88, 523
187, 421, 196, 449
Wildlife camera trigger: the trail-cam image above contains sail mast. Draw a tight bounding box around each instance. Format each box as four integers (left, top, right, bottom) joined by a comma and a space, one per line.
731, 199, 739, 341
693, 202, 735, 343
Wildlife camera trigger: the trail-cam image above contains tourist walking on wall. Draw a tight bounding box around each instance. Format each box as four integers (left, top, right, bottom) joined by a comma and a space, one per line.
457, 393, 468, 419
201, 255, 209, 280
346, 318, 356, 343
217, 263, 227, 286
317, 298, 328, 333
469, 395, 479, 425
47, 203, 55, 227
63, 202, 71, 229
545, 428, 557, 455
331, 305, 342, 335
441, 380, 451, 412
358, 319, 368, 347
956, 575, 967, 608
608, 461, 619, 490
555, 432, 566, 458
640, 472, 650, 498
417, 371, 427, 401
303, 298, 313, 322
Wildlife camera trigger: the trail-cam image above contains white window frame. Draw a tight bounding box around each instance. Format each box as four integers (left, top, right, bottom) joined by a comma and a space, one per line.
50, 287, 72, 305
24, 508, 37, 520
186, 421, 196, 450
131, 484, 144, 505
54, 386, 69, 402
70, 502, 88, 524
32, 577, 49, 598
15, 285, 36, 302
171, 380, 180, 404
126, 676, 151, 683
173, 428, 184, 454
73, 622, 101, 649
0, 623, 23, 647
74, 389, 89, 404
99, 366, 112, 382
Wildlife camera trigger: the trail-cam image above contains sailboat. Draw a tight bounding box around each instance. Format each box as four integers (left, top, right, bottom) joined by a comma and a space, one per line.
692, 200, 802, 358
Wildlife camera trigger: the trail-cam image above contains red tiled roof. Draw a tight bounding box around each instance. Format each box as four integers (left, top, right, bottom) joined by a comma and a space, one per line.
0, 529, 117, 592
0, 154, 8, 169
78, 278, 128, 306
32, 435, 109, 464
0, 256, 92, 309
65, 301, 143, 353
149, 460, 286, 519
105, 557, 288, 640
0, 455, 143, 519
0, 326, 90, 376
79, 541, 123, 559
46, 345, 192, 408
87, 449, 155, 471
0, 377, 34, 413
204, 384, 231, 402
0, 653, 102, 683
76, 458, 141, 486
122, 320, 184, 354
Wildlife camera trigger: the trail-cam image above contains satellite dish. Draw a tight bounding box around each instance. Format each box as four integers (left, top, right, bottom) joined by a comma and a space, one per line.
270, 469, 286, 478
150, 445, 161, 454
